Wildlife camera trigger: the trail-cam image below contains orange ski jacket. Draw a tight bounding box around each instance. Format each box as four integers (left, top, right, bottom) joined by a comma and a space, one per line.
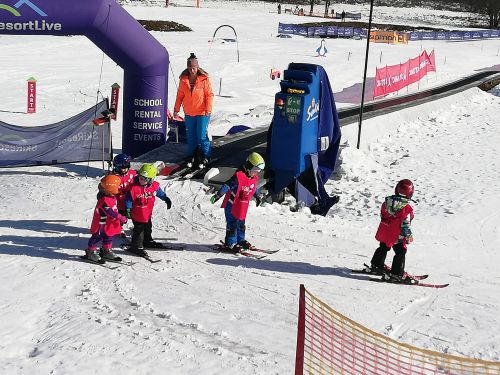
174, 71, 214, 116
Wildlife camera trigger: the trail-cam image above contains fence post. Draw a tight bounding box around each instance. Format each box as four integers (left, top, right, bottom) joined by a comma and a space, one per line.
294, 284, 306, 375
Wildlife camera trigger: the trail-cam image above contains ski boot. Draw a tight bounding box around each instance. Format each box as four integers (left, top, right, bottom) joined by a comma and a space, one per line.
143, 240, 164, 249
198, 157, 210, 170
368, 264, 385, 276
100, 248, 122, 261
85, 249, 102, 263
238, 240, 254, 250
128, 246, 149, 257
383, 273, 418, 285
221, 242, 241, 253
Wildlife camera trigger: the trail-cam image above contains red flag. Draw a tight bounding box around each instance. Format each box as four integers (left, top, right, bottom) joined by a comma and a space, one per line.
110, 83, 120, 120
27, 77, 37, 114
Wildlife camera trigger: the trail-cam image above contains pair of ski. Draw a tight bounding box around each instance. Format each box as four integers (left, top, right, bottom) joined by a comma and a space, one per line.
351, 264, 449, 288
119, 242, 185, 251
167, 163, 207, 181
119, 241, 186, 263
212, 241, 279, 260
78, 255, 137, 269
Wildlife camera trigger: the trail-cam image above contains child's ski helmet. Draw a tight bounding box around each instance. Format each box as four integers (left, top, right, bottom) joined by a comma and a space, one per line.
113, 154, 131, 171
139, 163, 157, 179
395, 179, 414, 199
246, 152, 265, 170
100, 175, 121, 195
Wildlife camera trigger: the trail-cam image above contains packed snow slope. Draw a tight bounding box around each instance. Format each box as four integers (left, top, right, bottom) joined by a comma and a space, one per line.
1, 1, 500, 374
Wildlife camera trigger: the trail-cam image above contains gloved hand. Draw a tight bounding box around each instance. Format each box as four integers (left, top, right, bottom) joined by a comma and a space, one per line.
119, 215, 127, 225
255, 194, 262, 207
210, 195, 220, 204
126, 209, 132, 219
164, 197, 172, 209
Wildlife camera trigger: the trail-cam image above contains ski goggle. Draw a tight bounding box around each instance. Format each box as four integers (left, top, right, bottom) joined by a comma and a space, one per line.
250, 166, 262, 175
138, 175, 152, 184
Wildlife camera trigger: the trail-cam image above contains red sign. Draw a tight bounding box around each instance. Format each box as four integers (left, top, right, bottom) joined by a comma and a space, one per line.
27, 77, 37, 114
110, 83, 120, 120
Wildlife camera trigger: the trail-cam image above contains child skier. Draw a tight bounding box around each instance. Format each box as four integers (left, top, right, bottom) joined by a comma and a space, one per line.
85, 175, 128, 262
111, 153, 137, 237
370, 179, 414, 282
210, 152, 265, 251
111, 153, 137, 215
124, 163, 172, 257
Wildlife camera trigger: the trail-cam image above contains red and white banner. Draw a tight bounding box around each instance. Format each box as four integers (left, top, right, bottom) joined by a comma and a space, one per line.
374, 50, 436, 98
110, 83, 120, 120
27, 77, 37, 114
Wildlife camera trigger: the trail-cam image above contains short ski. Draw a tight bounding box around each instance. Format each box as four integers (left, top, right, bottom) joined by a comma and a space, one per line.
120, 242, 185, 251
141, 255, 162, 263
102, 257, 137, 266
351, 263, 428, 280
125, 250, 161, 263
181, 165, 209, 180
244, 247, 279, 254
369, 277, 449, 289
119, 246, 162, 263
145, 243, 185, 250
213, 243, 266, 260
79, 256, 120, 269
165, 164, 192, 179
166, 164, 204, 181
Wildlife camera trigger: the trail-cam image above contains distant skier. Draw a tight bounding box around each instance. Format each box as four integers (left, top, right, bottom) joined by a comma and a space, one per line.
111, 153, 137, 236
210, 152, 265, 251
369, 179, 414, 282
124, 164, 172, 257
85, 175, 127, 262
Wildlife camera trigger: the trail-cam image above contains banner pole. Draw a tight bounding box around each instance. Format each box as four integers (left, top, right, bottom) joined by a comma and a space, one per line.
356, 0, 374, 149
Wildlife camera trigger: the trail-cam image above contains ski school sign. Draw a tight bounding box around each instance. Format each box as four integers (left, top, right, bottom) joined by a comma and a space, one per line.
0, 0, 169, 158
374, 50, 436, 98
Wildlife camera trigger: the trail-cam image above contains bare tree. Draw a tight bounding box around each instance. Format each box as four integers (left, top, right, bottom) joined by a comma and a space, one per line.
324, 0, 331, 17
460, 0, 500, 27
309, 0, 317, 16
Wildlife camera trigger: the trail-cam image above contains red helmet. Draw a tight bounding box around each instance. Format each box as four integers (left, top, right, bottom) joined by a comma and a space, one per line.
395, 179, 414, 199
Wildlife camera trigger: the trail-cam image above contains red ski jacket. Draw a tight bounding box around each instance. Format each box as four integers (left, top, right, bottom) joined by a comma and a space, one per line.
128, 181, 160, 223
375, 196, 414, 248
115, 169, 137, 212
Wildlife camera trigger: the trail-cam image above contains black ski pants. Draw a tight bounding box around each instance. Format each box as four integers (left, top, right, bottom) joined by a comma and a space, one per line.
130, 219, 153, 250
371, 242, 406, 276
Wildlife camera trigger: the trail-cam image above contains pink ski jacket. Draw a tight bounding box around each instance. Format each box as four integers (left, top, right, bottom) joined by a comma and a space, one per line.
90, 195, 124, 236
221, 171, 258, 220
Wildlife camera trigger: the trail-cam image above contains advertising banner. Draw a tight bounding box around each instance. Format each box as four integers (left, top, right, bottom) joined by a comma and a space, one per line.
369, 30, 408, 44
0, 100, 111, 167
374, 50, 436, 98
449, 31, 463, 40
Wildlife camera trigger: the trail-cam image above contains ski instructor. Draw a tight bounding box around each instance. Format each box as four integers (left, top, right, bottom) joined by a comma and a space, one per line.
173, 53, 214, 168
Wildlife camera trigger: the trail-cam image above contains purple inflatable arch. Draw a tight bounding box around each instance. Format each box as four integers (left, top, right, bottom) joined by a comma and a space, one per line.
0, 0, 169, 157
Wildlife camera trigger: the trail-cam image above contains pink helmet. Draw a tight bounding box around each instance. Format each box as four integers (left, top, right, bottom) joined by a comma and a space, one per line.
395, 179, 414, 199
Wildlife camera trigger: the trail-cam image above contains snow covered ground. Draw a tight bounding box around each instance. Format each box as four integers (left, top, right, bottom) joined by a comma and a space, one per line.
1, 1, 500, 374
